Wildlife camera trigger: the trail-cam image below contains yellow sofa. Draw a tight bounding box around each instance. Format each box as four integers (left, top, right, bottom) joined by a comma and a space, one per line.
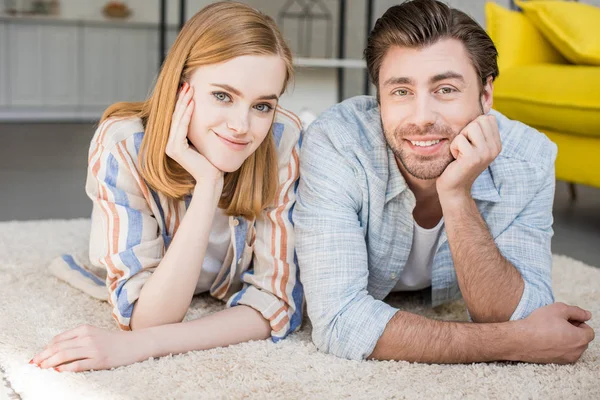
486, 1, 600, 193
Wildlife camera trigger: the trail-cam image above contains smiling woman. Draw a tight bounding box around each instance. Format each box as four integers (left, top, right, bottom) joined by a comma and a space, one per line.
33, 1, 304, 373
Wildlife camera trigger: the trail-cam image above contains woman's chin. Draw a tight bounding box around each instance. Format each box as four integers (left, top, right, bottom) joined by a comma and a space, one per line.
207, 157, 243, 174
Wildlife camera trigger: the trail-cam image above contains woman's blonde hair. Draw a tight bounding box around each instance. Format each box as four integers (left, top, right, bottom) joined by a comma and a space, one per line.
100, 1, 294, 219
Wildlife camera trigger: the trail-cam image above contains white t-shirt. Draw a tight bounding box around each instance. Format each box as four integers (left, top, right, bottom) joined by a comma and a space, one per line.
195, 207, 231, 292
392, 218, 444, 292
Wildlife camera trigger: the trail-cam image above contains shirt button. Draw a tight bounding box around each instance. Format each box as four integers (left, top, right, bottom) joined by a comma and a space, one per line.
237, 258, 243, 265
232, 219, 240, 227
390, 273, 397, 280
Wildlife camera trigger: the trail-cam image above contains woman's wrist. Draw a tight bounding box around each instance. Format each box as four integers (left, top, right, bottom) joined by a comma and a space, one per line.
192, 177, 223, 204
127, 328, 157, 363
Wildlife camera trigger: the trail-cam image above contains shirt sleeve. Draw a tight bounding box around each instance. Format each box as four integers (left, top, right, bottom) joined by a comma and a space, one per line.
497, 158, 557, 321
86, 128, 164, 331
294, 120, 398, 361
226, 114, 304, 342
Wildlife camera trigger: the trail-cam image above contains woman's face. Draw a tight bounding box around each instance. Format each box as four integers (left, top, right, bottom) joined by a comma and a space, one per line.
185, 55, 287, 173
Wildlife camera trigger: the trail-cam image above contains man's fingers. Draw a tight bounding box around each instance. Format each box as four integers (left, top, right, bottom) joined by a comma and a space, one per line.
450, 134, 473, 158
578, 322, 596, 344
464, 122, 487, 149
561, 303, 592, 322
486, 115, 502, 150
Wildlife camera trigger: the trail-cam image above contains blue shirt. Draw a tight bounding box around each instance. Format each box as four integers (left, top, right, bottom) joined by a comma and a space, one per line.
294, 96, 557, 361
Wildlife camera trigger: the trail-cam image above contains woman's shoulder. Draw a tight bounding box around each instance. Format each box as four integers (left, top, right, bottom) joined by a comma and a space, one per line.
91, 117, 145, 157
273, 106, 303, 152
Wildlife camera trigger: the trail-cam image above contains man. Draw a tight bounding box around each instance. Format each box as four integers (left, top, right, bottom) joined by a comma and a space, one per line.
294, 0, 595, 364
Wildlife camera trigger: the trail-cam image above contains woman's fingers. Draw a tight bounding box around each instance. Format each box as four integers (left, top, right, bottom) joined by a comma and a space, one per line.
40, 347, 92, 369
167, 84, 194, 156
47, 324, 87, 346
181, 98, 195, 130
33, 337, 84, 366
55, 358, 99, 373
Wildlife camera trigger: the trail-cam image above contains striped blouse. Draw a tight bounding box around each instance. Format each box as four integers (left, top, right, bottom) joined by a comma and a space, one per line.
56, 106, 304, 342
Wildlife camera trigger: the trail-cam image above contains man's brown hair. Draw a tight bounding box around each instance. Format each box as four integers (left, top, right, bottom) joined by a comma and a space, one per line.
364, 0, 499, 97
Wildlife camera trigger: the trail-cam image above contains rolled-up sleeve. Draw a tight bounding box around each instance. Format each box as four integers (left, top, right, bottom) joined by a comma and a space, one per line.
227, 114, 304, 342
497, 152, 557, 321
294, 121, 398, 360
87, 132, 163, 331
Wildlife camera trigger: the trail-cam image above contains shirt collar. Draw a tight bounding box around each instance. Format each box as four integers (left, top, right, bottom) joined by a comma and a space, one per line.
385, 146, 409, 204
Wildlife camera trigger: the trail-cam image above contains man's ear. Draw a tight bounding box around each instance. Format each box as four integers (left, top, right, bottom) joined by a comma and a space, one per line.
480, 75, 494, 114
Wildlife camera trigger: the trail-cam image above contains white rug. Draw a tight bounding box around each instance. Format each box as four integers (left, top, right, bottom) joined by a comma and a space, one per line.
0, 219, 598, 400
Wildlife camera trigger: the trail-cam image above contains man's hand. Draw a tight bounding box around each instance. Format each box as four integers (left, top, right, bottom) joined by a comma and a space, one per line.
437, 115, 501, 200
515, 302, 595, 364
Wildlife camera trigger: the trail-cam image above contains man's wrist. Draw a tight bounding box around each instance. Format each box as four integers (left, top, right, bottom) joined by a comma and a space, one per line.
438, 188, 472, 211
496, 320, 527, 362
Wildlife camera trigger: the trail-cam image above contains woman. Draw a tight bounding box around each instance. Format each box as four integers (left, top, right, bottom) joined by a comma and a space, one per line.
31, 1, 303, 372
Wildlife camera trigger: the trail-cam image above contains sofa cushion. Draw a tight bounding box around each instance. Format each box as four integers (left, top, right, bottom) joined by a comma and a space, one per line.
541, 129, 600, 188
485, 2, 566, 71
493, 64, 600, 138
517, 0, 600, 65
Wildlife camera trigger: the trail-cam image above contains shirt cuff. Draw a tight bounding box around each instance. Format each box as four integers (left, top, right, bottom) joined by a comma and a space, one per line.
227, 285, 299, 341
509, 279, 552, 321
323, 299, 398, 361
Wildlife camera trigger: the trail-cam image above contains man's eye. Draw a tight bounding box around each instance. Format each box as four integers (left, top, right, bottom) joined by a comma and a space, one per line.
438, 87, 456, 94
393, 89, 409, 96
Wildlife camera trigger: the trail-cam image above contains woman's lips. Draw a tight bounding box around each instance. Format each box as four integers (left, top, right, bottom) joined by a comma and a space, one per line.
213, 131, 249, 151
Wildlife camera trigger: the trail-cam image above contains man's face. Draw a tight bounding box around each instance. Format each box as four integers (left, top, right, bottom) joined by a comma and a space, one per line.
378, 38, 493, 180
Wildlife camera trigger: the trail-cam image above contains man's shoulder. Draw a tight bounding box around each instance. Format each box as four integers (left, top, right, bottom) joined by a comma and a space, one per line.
492, 109, 558, 172
306, 96, 384, 150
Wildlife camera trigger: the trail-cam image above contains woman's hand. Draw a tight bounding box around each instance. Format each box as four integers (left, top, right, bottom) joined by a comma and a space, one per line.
30, 324, 147, 372
166, 82, 224, 187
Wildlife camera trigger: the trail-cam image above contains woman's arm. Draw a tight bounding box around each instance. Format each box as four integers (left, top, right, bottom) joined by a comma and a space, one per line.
130, 183, 221, 330
131, 83, 224, 330
31, 305, 271, 372
141, 305, 271, 356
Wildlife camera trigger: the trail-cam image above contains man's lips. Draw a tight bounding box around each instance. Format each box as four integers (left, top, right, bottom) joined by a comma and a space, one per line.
404, 136, 447, 142
404, 138, 447, 155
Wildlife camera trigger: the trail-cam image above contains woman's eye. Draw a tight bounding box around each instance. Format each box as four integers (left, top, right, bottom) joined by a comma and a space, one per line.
213, 92, 231, 102
255, 103, 273, 113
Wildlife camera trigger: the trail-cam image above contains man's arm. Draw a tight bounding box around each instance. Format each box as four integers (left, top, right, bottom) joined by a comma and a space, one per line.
370, 310, 517, 362
436, 115, 553, 323
370, 303, 594, 364
440, 195, 524, 322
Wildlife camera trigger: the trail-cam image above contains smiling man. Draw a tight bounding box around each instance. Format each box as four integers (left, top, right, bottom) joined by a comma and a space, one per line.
295, 0, 595, 364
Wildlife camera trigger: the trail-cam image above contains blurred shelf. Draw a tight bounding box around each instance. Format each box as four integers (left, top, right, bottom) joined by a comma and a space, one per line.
0, 109, 103, 122
294, 57, 366, 69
